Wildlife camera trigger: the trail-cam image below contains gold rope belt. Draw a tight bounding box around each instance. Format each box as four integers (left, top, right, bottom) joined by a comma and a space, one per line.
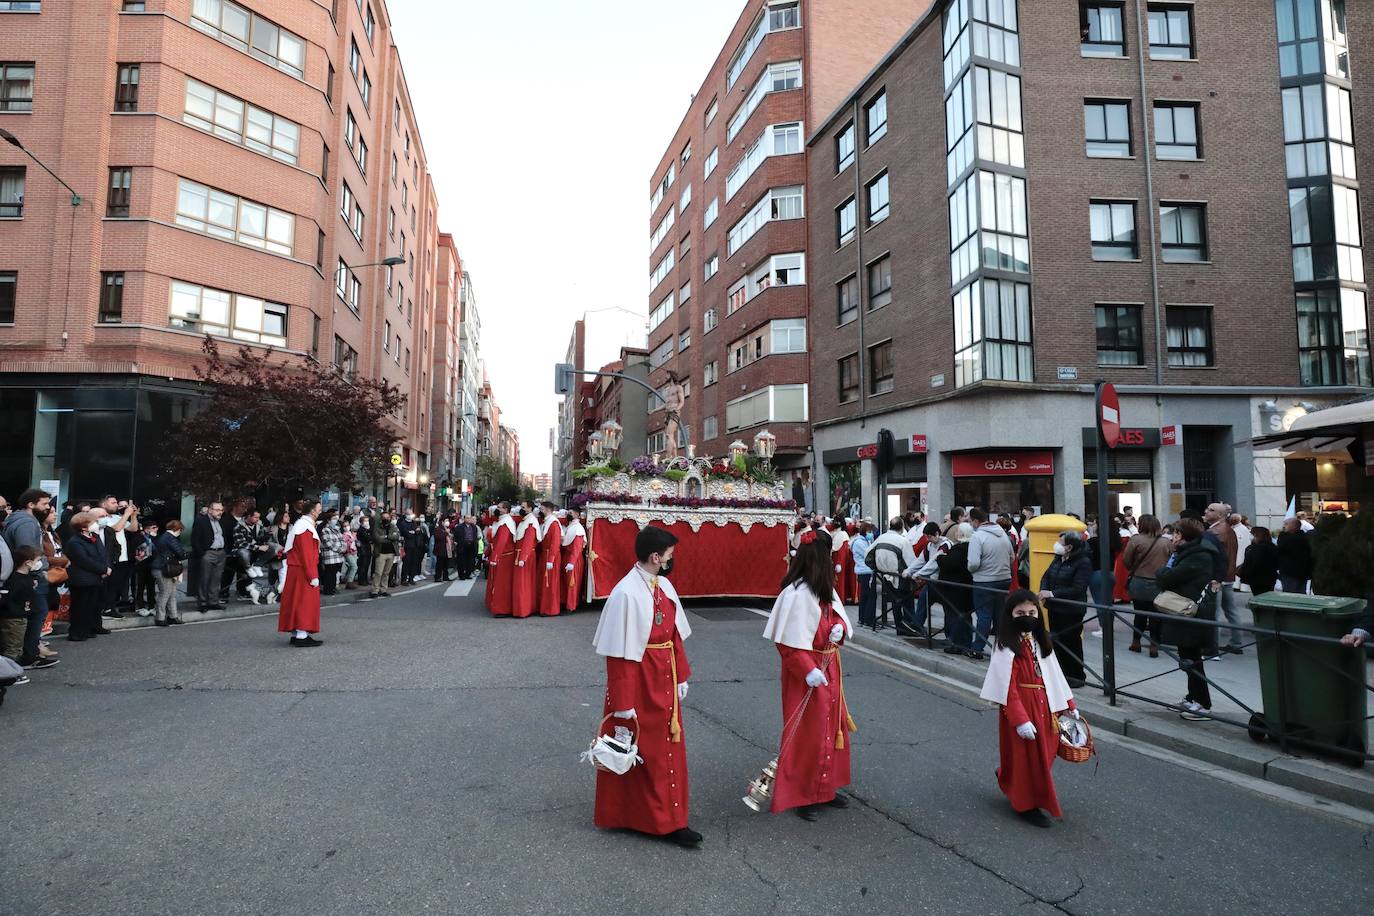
818, 646, 859, 749
1020, 683, 1045, 690
645, 640, 682, 743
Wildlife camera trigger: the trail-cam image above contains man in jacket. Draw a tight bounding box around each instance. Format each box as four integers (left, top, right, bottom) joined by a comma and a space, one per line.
1038, 531, 1093, 687
1204, 502, 1242, 654
967, 507, 1013, 655
190, 501, 230, 613
455, 516, 480, 579
98, 496, 139, 617
1275, 518, 1313, 595
869, 518, 919, 635
370, 510, 403, 598
1, 488, 56, 670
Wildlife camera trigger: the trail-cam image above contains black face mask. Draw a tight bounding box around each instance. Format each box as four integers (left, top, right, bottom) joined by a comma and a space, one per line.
658, 558, 674, 577
1012, 615, 1039, 633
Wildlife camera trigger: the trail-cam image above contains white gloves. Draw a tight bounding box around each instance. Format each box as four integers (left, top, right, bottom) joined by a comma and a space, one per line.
805, 668, 829, 688
517, 560, 525, 567
309, 578, 320, 588
612, 708, 636, 719
1070, 708, 1081, 720
677, 682, 689, 700
545, 562, 554, 570
829, 623, 844, 644
1016, 722, 1037, 741
564, 563, 574, 572
835, 564, 843, 573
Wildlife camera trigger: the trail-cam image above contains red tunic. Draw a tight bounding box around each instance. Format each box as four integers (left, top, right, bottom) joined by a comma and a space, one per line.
842, 546, 858, 605
485, 524, 516, 616
509, 524, 538, 618
562, 533, 586, 611
595, 585, 691, 836
996, 635, 1063, 816
277, 528, 321, 634
1112, 535, 1131, 603
537, 520, 564, 617
771, 602, 853, 813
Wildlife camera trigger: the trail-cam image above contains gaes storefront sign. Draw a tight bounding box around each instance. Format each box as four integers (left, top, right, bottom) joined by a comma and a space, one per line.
951, 451, 1055, 477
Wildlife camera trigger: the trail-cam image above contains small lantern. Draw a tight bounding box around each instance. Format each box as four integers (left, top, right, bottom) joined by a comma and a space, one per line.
729, 439, 749, 461
587, 431, 605, 460
600, 419, 623, 455
753, 429, 776, 461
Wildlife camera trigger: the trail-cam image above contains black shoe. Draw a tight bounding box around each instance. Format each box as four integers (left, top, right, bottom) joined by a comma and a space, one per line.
23, 657, 59, 670
964, 650, 987, 660
155, 619, 171, 627
67, 634, 90, 642
943, 645, 966, 655
289, 636, 324, 647
1017, 808, 1053, 828
102, 609, 124, 619
896, 626, 923, 638
664, 827, 703, 847
92, 627, 112, 635
378, 592, 392, 599
168, 618, 184, 625
825, 794, 849, 809
207, 604, 226, 611
794, 805, 820, 822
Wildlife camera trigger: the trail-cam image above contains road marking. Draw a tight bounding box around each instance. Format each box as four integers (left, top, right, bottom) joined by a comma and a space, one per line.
736, 606, 1374, 828
116, 584, 444, 630
444, 578, 476, 598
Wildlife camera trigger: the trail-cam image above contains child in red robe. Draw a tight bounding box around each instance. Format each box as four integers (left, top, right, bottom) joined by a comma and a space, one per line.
536, 502, 563, 617
762, 535, 857, 820
980, 588, 1079, 827
591, 526, 700, 848
561, 510, 587, 612
277, 501, 323, 648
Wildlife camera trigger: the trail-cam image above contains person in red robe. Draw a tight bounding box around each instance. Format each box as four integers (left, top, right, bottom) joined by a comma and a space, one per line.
762, 535, 857, 819
591, 526, 700, 847
980, 589, 1079, 828
536, 501, 563, 617
561, 509, 587, 612
485, 503, 516, 616
828, 518, 853, 605
509, 507, 539, 618
277, 501, 323, 648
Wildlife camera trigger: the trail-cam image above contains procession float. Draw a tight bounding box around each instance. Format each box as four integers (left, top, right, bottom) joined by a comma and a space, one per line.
573, 427, 796, 601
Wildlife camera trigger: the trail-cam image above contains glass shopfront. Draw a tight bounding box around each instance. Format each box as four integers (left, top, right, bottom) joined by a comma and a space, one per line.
1082, 426, 1158, 518
952, 450, 1055, 515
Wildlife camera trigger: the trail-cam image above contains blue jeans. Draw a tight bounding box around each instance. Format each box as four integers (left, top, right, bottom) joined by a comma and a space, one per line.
971, 580, 1010, 652
21, 584, 49, 664
857, 574, 877, 627
914, 587, 931, 629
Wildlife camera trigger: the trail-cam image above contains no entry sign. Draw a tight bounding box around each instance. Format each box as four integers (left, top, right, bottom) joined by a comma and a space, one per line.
1097, 382, 1121, 449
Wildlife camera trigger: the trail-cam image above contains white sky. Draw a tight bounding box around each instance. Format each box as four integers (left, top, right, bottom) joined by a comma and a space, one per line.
388, 0, 747, 474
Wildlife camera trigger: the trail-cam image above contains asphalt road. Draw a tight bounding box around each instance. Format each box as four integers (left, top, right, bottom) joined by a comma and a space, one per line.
3, 582, 1369, 915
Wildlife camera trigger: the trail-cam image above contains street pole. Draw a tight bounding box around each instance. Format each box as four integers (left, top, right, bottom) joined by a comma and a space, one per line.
1095, 381, 1116, 706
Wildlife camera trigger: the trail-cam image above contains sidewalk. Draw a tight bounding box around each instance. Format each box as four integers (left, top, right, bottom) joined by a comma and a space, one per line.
845, 594, 1374, 812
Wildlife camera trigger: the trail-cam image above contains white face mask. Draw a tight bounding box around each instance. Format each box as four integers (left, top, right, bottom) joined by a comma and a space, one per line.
1053, 541, 1067, 556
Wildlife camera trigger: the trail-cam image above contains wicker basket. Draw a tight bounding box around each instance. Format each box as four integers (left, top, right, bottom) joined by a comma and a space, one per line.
591, 713, 639, 773
1054, 712, 1094, 764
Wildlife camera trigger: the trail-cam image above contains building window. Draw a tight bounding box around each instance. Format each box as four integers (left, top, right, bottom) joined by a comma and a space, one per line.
364, 3, 376, 42
0, 62, 34, 112
727, 59, 803, 143
1080, 2, 1126, 57
679, 183, 692, 211
704, 146, 718, 178
1147, 4, 1194, 60
726, 121, 804, 201
680, 280, 692, 303
649, 292, 674, 331
704, 254, 719, 281
771, 318, 806, 354
650, 208, 675, 250
679, 329, 691, 351
334, 335, 358, 374
183, 78, 301, 165
865, 172, 890, 226
837, 274, 858, 325
316, 227, 325, 268
650, 337, 675, 369
336, 259, 362, 313
837, 197, 856, 247
838, 354, 859, 403
704, 197, 719, 228
1, 1, 43, 9
360, 71, 371, 109
122, 1, 145, 9
1154, 102, 1200, 159
864, 90, 888, 146
175, 178, 293, 254
681, 142, 691, 167
836, 121, 855, 172
1277, 0, 1349, 79
726, 2, 800, 90
349, 37, 361, 78
0, 166, 24, 218
169, 279, 288, 346
1160, 202, 1208, 262
388, 206, 395, 238
702, 415, 718, 440
954, 278, 1034, 386
98, 272, 125, 323
726, 384, 807, 432
190, 0, 305, 79
1090, 200, 1137, 260
1166, 305, 1213, 367
1084, 99, 1131, 157
704, 361, 718, 386
383, 319, 391, 351
1282, 83, 1355, 180
115, 64, 140, 111
727, 186, 803, 256
704, 308, 718, 333
0, 272, 14, 323
650, 248, 675, 291
107, 167, 132, 218
867, 255, 892, 310
405, 347, 411, 372
1297, 288, 1371, 386
868, 340, 894, 394
705, 96, 718, 125
310, 314, 321, 359
1095, 304, 1143, 365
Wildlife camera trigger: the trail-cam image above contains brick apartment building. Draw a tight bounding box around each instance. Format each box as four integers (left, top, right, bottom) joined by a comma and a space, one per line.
643, 0, 921, 492
430, 231, 480, 513
807, 0, 1372, 525
0, 0, 465, 512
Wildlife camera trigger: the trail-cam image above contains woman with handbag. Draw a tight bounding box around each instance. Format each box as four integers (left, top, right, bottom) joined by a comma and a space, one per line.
150, 520, 188, 626
1153, 518, 1221, 721
1037, 531, 1093, 687
1121, 515, 1173, 657
980, 589, 1079, 828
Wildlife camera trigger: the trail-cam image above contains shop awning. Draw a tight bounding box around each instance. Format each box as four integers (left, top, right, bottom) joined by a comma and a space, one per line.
1250, 398, 1374, 458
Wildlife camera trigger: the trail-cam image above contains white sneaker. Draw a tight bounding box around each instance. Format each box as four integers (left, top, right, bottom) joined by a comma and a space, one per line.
136, 607, 154, 617
1179, 700, 1208, 721
247, 583, 261, 603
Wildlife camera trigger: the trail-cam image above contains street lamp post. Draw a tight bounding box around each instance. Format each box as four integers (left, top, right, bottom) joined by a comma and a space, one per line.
0, 128, 82, 207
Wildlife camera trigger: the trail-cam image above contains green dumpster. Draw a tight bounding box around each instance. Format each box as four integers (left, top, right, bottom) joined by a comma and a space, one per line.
1248, 592, 1368, 766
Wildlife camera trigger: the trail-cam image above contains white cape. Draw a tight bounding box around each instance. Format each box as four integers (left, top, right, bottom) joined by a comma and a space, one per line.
980, 639, 1074, 713
593, 568, 692, 662
283, 515, 318, 554
539, 516, 562, 542
762, 581, 853, 651
515, 516, 537, 541
562, 520, 586, 547
830, 528, 850, 552
494, 515, 516, 539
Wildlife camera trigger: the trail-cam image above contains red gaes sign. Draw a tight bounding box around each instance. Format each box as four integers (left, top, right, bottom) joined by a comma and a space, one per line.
1161, 425, 1179, 447
856, 444, 879, 460
951, 451, 1056, 478
1097, 382, 1122, 449
911, 435, 929, 454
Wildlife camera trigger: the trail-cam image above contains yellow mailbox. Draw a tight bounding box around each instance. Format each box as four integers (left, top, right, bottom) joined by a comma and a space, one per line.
1024, 513, 1088, 597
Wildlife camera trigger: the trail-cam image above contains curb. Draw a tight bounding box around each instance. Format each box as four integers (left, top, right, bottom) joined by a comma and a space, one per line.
846, 626, 1374, 813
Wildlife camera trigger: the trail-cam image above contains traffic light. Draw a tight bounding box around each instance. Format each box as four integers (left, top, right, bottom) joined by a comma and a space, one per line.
554, 363, 576, 395
876, 429, 896, 476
